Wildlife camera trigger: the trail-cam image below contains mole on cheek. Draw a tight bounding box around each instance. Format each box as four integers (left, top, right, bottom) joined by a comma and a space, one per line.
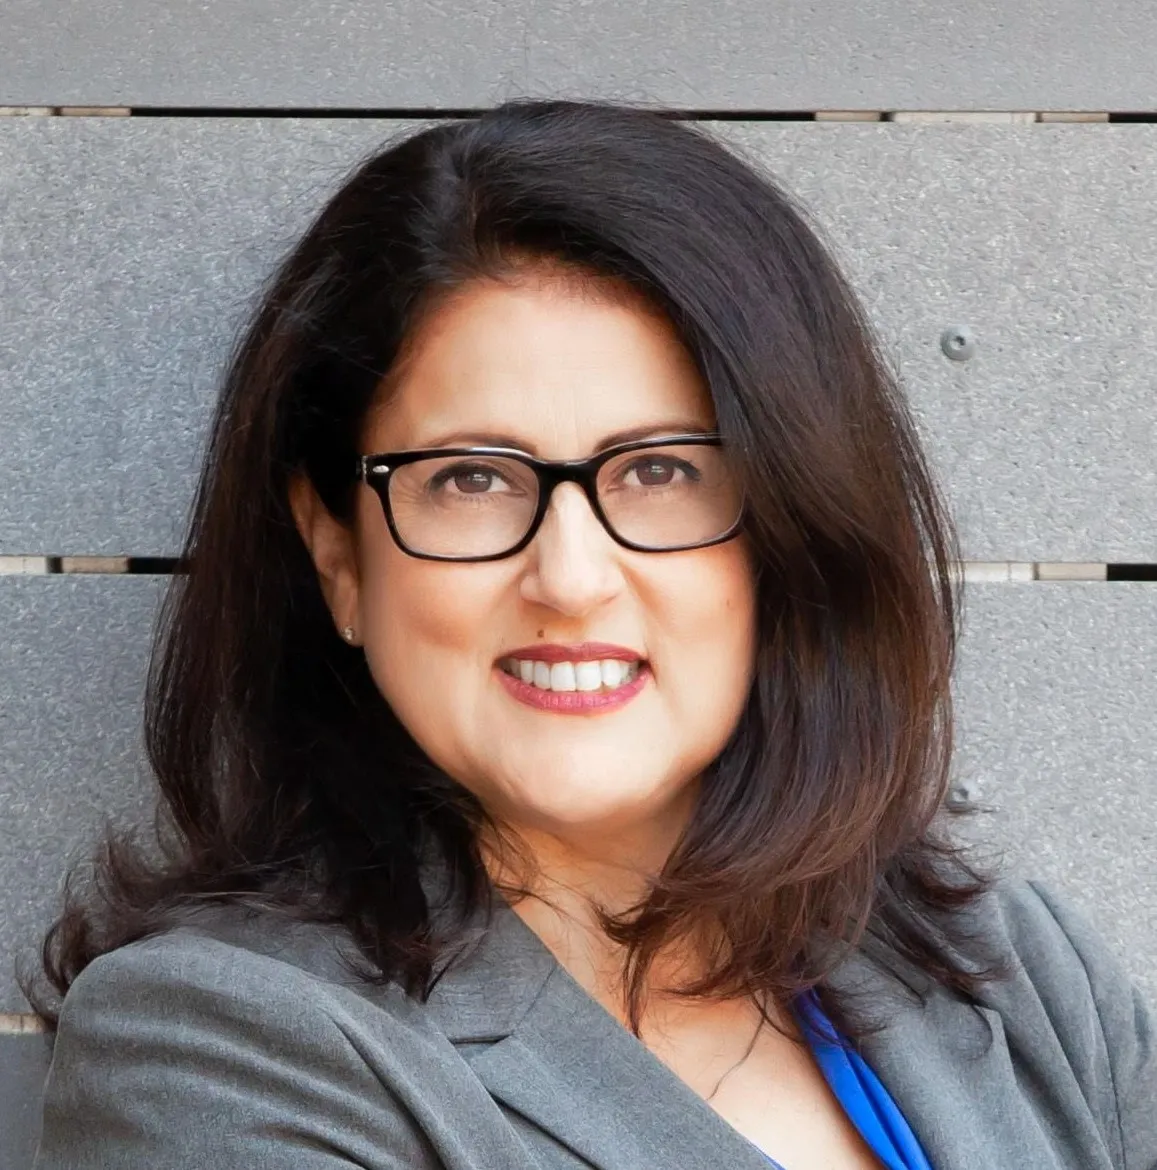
536, 628, 545, 638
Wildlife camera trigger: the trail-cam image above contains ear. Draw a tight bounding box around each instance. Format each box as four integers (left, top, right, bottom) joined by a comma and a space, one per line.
288, 470, 362, 642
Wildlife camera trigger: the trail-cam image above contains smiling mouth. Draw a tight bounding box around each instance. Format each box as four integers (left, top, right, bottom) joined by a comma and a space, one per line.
498, 656, 644, 694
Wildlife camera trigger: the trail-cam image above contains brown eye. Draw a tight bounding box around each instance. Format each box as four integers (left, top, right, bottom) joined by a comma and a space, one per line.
429, 463, 513, 496
453, 469, 497, 494
639, 461, 673, 486
623, 456, 697, 488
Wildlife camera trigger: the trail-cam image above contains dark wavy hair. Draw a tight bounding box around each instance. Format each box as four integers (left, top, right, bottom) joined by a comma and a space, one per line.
28, 98, 1011, 1035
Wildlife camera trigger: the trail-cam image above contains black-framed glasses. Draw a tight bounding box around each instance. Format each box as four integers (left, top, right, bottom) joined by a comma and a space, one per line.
356, 433, 745, 562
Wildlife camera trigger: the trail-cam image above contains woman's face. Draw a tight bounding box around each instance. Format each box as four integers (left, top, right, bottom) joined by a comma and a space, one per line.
301, 272, 757, 852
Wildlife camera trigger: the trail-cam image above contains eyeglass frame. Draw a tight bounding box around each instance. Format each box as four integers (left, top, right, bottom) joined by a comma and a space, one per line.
355, 432, 746, 563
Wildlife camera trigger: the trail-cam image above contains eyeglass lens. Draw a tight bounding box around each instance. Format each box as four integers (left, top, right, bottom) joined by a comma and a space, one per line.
385, 443, 742, 557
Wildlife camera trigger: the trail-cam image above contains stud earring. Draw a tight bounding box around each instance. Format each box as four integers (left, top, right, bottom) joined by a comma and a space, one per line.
341, 625, 355, 643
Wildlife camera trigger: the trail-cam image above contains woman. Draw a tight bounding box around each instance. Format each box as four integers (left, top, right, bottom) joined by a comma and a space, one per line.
29, 99, 1155, 1169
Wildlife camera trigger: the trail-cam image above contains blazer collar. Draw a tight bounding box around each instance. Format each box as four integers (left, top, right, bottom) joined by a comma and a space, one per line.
424, 895, 780, 1168
421, 892, 558, 1042
423, 894, 1054, 1170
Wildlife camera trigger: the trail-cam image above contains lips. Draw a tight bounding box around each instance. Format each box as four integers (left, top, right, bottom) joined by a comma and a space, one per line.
495, 641, 649, 711
500, 642, 641, 664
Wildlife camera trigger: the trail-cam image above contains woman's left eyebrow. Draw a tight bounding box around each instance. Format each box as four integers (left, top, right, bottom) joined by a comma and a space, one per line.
412, 420, 712, 455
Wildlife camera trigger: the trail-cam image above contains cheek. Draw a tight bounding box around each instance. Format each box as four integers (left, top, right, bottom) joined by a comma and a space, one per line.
358, 522, 496, 654
660, 538, 756, 666
376, 567, 480, 652
639, 538, 757, 750
669, 542, 757, 731
355, 544, 510, 743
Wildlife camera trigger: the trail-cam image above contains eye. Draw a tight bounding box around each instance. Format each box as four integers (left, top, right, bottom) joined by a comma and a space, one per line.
621, 455, 699, 488
430, 463, 514, 496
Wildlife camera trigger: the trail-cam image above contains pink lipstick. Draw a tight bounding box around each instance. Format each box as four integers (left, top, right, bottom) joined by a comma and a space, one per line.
495, 642, 649, 714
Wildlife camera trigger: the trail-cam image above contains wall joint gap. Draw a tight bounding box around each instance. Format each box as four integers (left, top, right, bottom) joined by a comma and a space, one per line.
58, 556, 130, 573
127, 556, 183, 574
1035, 563, 1108, 581
0, 1013, 46, 1035
1106, 564, 1157, 581
0, 556, 51, 574
961, 562, 1035, 582
814, 111, 882, 122
886, 111, 1037, 123
1038, 111, 1109, 122
57, 106, 131, 116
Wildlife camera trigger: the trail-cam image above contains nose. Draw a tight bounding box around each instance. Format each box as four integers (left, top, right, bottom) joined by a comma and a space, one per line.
518, 482, 626, 617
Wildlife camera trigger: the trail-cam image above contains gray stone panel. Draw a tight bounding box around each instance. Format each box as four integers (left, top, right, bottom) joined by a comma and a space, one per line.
0, 0, 530, 109
3, 119, 1156, 559
0, 576, 163, 1012
951, 582, 1157, 1001
1, 0, 1156, 110
713, 122, 1157, 563
0, 1035, 51, 1170
0, 118, 400, 557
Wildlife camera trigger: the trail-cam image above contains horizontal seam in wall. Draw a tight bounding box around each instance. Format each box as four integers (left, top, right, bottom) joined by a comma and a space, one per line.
0, 559, 1154, 580
0, 107, 1148, 122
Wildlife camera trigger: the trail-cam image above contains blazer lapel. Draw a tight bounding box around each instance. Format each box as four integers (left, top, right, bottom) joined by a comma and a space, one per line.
469, 964, 784, 1170
424, 896, 774, 1170
824, 939, 1071, 1170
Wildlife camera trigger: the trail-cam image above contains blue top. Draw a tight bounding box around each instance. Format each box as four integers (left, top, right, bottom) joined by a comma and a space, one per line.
761, 990, 935, 1170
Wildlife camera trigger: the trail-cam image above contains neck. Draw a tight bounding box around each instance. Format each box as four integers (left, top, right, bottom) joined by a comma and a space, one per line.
478, 794, 702, 1022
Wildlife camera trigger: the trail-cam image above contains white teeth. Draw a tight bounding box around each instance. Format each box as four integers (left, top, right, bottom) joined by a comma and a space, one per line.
505, 656, 642, 693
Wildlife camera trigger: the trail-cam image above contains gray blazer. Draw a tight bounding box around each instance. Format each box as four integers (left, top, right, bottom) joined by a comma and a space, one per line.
33, 877, 1157, 1169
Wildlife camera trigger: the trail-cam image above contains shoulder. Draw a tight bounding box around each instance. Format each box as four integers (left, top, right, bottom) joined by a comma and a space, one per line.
965, 876, 1156, 1168
60, 901, 418, 1031
38, 907, 442, 1169
974, 875, 1120, 977
971, 876, 1146, 1030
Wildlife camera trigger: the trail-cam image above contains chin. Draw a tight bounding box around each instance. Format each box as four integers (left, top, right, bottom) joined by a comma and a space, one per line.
499, 772, 688, 840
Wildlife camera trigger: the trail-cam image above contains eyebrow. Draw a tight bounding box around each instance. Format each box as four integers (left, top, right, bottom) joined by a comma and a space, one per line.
392, 420, 716, 456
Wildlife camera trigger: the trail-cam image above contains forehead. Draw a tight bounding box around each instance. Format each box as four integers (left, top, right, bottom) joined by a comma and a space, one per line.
364, 274, 715, 457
